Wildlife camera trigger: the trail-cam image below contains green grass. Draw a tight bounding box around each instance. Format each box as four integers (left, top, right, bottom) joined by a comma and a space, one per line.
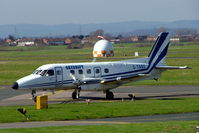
0, 43, 199, 85
0, 121, 199, 133
0, 98, 199, 123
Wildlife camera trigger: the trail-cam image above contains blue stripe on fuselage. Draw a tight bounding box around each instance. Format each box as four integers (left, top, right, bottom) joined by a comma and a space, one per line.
21, 80, 73, 88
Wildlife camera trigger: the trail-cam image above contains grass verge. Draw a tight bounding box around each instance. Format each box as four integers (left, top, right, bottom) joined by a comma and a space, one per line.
0, 98, 199, 123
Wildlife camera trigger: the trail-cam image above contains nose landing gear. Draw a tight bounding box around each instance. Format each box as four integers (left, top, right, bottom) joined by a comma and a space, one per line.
31, 90, 37, 102
72, 87, 81, 99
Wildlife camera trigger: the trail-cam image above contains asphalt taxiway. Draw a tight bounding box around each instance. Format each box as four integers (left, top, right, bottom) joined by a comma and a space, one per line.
0, 85, 199, 106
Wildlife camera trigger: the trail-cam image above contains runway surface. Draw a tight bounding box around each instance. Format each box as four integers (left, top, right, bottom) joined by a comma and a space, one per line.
0, 85, 199, 106
0, 112, 199, 129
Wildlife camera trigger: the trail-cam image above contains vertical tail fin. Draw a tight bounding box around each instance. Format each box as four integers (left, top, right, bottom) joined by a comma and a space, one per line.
148, 32, 170, 69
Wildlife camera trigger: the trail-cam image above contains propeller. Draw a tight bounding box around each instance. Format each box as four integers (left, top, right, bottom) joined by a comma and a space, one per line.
70, 73, 86, 86
70, 73, 80, 85
69, 73, 86, 99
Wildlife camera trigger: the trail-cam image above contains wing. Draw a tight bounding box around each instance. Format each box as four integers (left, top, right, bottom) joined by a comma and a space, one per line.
100, 74, 150, 84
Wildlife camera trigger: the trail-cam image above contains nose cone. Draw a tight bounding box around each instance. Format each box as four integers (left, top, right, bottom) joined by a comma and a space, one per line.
12, 82, 19, 90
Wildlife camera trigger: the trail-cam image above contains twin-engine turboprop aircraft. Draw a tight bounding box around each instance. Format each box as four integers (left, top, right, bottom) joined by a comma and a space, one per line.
12, 32, 189, 101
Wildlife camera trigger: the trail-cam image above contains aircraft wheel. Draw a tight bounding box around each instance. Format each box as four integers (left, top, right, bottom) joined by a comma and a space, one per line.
106, 91, 114, 100
72, 91, 79, 99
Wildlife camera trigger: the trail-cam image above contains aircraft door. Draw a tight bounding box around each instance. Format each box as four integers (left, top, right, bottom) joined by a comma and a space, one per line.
55, 67, 63, 86
94, 67, 101, 78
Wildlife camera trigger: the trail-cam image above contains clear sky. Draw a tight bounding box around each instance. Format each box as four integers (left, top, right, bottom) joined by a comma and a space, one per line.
0, 0, 198, 25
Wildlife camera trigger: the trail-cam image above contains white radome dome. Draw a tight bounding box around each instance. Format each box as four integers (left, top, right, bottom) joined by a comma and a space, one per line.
93, 40, 114, 57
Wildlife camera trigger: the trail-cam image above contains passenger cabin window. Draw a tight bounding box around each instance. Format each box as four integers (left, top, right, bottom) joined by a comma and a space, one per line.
87, 69, 91, 74
95, 69, 100, 74
70, 70, 75, 75
104, 68, 109, 73
78, 69, 83, 74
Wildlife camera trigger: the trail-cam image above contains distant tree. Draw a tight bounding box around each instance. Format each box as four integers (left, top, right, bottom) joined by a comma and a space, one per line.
78, 35, 84, 40
8, 35, 15, 41
72, 35, 77, 39
116, 35, 123, 39
89, 29, 104, 37
71, 35, 84, 40
85, 35, 90, 38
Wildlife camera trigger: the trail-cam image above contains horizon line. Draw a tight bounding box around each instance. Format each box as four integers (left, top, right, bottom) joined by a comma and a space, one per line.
0, 19, 199, 26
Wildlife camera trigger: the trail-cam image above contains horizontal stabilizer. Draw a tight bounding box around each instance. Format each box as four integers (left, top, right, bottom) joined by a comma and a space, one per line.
156, 66, 191, 70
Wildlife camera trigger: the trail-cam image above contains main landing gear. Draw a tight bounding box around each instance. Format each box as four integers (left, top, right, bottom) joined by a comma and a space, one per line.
72, 87, 81, 99
106, 90, 114, 100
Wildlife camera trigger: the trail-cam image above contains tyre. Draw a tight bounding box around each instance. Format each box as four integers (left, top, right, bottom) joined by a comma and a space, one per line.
106, 91, 114, 100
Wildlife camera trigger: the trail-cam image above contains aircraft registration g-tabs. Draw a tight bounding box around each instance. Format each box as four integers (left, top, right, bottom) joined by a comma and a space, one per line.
12, 32, 190, 101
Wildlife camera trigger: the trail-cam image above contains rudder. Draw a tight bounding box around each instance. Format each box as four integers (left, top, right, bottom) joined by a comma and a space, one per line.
147, 32, 170, 71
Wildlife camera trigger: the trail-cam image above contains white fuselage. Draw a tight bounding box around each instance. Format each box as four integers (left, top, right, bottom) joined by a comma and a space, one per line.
15, 58, 161, 92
